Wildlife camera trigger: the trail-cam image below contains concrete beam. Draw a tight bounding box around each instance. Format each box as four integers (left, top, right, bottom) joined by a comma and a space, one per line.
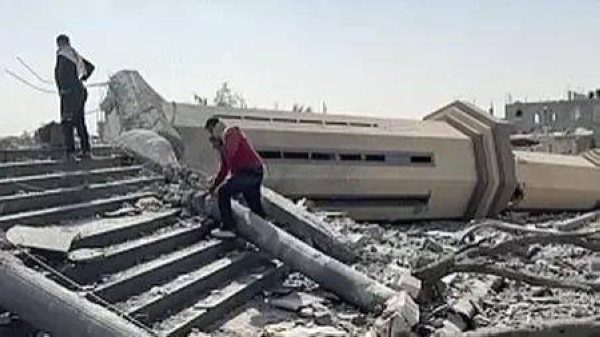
0, 251, 153, 337
192, 194, 402, 313
261, 187, 358, 263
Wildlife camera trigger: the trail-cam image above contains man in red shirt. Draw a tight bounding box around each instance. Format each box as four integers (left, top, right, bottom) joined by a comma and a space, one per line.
205, 117, 267, 234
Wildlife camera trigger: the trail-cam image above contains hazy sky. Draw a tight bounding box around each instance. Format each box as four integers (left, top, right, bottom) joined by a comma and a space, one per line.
2, 0, 600, 136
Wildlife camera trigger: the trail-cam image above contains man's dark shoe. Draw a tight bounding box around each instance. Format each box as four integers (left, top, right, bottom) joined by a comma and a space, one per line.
64, 152, 79, 162
77, 152, 92, 160
210, 228, 237, 240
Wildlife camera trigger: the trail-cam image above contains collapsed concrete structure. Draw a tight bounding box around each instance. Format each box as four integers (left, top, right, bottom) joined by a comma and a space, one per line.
99, 71, 184, 157
100, 70, 600, 221
4, 70, 600, 337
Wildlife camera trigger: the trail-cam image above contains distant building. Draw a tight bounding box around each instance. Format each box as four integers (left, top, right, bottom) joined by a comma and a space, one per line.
510, 129, 594, 155
505, 90, 600, 145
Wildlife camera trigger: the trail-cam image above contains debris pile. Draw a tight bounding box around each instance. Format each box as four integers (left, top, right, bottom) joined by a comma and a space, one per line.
204, 206, 600, 337
2, 138, 600, 337
0, 132, 37, 150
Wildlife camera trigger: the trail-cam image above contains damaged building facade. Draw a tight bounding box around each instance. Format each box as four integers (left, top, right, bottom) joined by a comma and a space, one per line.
505, 92, 600, 153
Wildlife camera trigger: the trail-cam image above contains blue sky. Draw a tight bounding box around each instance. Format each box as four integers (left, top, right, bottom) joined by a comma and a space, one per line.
2, 0, 600, 136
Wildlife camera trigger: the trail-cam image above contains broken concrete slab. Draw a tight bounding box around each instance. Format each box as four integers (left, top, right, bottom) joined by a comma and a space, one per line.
373, 292, 419, 337
433, 277, 505, 336
6, 225, 80, 253
268, 292, 325, 312
103, 206, 140, 218
263, 323, 347, 337
114, 129, 180, 173
387, 267, 422, 299
6, 210, 179, 253
135, 196, 163, 212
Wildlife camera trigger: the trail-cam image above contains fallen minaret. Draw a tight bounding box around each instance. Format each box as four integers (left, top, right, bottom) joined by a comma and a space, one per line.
100, 70, 600, 221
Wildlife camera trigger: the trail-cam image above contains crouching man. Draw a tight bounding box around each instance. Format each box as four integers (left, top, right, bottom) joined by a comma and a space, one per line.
205, 117, 267, 237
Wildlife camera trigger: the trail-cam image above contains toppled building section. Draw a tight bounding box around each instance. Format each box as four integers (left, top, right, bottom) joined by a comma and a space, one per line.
100, 70, 184, 157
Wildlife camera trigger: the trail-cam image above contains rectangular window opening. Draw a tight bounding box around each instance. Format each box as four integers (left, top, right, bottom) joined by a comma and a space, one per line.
311, 152, 335, 161
365, 154, 385, 162
273, 118, 298, 124
217, 115, 242, 120
299, 119, 323, 125
283, 152, 310, 160
324, 121, 348, 126
244, 116, 270, 122
410, 155, 433, 164
339, 153, 362, 161
349, 122, 373, 128
299, 194, 431, 209
258, 151, 282, 159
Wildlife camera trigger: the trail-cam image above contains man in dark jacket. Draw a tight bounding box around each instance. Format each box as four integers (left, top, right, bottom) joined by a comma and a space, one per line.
54, 34, 95, 159
205, 117, 267, 237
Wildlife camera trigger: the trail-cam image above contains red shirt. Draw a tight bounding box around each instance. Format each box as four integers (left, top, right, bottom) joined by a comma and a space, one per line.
210, 127, 264, 191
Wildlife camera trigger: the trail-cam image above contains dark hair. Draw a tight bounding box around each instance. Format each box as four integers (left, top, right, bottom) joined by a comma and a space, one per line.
205, 117, 220, 130
56, 34, 70, 45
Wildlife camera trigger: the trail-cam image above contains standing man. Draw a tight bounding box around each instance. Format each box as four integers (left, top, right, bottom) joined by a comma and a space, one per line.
54, 34, 95, 159
205, 117, 267, 236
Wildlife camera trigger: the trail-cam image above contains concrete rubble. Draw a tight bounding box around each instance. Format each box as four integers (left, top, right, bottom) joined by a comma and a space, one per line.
100, 70, 184, 157
195, 206, 600, 337
1, 144, 600, 337
115, 129, 181, 172
5, 71, 600, 337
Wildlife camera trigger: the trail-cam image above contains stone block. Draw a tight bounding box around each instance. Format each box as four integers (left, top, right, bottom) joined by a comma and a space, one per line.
374, 292, 419, 337
590, 257, 600, 275
388, 266, 422, 299
395, 274, 422, 299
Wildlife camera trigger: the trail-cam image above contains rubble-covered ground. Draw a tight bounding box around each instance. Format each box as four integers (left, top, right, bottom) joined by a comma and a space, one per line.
209, 210, 600, 336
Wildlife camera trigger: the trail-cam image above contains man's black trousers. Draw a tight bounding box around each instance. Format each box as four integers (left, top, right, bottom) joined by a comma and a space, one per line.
61, 87, 90, 154
218, 168, 266, 229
